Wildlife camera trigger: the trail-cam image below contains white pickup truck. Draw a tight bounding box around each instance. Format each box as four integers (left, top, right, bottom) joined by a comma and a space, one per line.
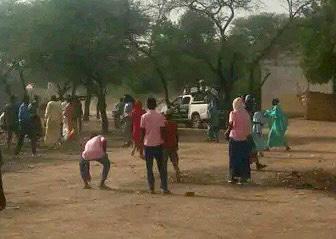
159, 94, 211, 128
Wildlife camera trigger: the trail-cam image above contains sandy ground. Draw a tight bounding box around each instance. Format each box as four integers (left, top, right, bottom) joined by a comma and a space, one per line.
0, 118, 336, 239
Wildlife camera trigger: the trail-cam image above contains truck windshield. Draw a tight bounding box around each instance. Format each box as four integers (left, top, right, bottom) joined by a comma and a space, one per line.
182, 97, 191, 105
172, 97, 182, 106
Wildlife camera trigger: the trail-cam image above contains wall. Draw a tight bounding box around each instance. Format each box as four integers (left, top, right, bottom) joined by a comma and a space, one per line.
304, 92, 336, 121
261, 56, 333, 116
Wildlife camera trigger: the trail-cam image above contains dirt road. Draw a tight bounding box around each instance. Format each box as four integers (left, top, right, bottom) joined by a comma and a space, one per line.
1, 119, 336, 239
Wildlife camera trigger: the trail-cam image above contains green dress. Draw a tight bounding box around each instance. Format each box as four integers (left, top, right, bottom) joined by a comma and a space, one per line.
264, 105, 288, 148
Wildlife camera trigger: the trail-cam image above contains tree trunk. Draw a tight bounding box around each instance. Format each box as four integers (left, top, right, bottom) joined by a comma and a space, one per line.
83, 87, 92, 121
71, 82, 78, 97
1, 63, 16, 97
18, 67, 27, 96
254, 86, 262, 111
152, 58, 169, 105
98, 93, 108, 133
96, 99, 101, 120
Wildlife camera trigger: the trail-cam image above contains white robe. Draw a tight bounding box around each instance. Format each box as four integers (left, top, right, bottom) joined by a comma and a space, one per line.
44, 101, 62, 146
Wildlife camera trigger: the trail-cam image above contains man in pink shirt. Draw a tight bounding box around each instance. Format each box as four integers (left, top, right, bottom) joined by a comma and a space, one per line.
140, 98, 169, 194
80, 134, 110, 189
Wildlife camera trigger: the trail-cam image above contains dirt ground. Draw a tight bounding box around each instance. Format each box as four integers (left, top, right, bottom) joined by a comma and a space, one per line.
1, 118, 336, 239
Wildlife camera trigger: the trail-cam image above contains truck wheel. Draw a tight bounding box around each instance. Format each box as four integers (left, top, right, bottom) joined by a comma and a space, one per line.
191, 113, 201, 129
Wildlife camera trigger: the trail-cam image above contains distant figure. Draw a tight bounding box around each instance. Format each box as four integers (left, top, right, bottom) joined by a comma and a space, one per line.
80, 134, 111, 189
0, 150, 6, 211
60, 95, 69, 138
122, 95, 134, 147
252, 111, 266, 156
140, 98, 169, 194
3, 95, 20, 149
183, 84, 191, 95
44, 95, 63, 146
15, 95, 39, 156
194, 79, 206, 101
163, 111, 181, 182
73, 96, 83, 133
131, 100, 146, 159
244, 95, 267, 170
114, 98, 124, 129
207, 96, 220, 142
29, 96, 43, 140
265, 98, 290, 151
244, 95, 255, 120
62, 96, 73, 140
225, 97, 252, 185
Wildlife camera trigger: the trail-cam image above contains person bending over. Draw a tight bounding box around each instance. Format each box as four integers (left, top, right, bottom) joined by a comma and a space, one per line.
80, 134, 111, 189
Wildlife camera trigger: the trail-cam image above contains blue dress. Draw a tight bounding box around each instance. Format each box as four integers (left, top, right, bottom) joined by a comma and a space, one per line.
252, 112, 266, 151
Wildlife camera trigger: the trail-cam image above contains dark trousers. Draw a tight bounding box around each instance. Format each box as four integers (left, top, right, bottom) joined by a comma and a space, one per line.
79, 155, 111, 183
228, 139, 251, 180
144, 145, 168, 191
15, 127, 37, 155
6, 126, 18, 148
163, 148, 181, 176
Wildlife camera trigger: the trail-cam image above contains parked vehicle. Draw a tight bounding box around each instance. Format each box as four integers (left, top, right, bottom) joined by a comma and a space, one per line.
159, 94, 227, 129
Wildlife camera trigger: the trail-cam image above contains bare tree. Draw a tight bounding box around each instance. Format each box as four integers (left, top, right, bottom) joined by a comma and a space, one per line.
128, 0, 178, 105
181, 0, 254, 103
249, 0, 316, 109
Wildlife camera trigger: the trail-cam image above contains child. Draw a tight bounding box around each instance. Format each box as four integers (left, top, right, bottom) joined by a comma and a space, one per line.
0, 150, 6, 211
163, 111, 181, 182
80, 134, 111, 189
253, 111, 266, 157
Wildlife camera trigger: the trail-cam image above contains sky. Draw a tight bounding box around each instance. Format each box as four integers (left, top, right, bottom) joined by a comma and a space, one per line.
168, 0, 290, 21
257, 0, 288, 14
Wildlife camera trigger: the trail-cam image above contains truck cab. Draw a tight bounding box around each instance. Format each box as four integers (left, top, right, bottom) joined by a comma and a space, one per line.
169, 95, 209, 128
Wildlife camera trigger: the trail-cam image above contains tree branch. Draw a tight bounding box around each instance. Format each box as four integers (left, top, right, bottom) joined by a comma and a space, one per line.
260, 72, 271, 87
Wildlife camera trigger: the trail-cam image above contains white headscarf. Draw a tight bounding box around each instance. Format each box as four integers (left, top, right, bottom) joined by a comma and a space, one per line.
232, 97, 244, 112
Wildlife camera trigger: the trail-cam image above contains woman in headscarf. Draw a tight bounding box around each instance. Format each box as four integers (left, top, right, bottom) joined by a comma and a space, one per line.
44, 95, 63, 147
63, 97, 76, 141
225, 97, 252, 184
265, 98, 290, 151
244, 95, 267, 170
131, 100, 146, 158
207, 95, 220, 142
122, 95, 134, 147
29, 95, 43, 140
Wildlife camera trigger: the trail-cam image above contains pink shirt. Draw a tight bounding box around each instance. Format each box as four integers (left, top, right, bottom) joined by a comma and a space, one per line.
140, 110, 165, 147
82, 136, 106, 160
229, 110, 252, 141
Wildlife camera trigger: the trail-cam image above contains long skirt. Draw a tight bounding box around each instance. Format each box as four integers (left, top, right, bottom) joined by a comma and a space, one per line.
44, 120, 61, 146
229, 138, 251, 180
123, 118, 132, 143
252, 132, 265, 151
268, 129, 288, 148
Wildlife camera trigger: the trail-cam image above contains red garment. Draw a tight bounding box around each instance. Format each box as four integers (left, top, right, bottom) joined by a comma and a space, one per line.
163, 119, 178, 149
64, 103, 74, 133
132, 100, 146, 144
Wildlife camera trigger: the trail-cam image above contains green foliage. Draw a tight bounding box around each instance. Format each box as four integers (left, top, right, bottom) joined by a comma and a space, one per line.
301, 0, 336, 84
0, 0, 332, 101
0, 0, 144, 87
231, 13, 307, 59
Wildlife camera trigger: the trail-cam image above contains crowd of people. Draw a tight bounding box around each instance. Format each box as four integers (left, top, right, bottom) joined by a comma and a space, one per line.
80, 97, 181, 193
225, 95, 290, 184
0, 94, 83, 156
0, 91, 290, 199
